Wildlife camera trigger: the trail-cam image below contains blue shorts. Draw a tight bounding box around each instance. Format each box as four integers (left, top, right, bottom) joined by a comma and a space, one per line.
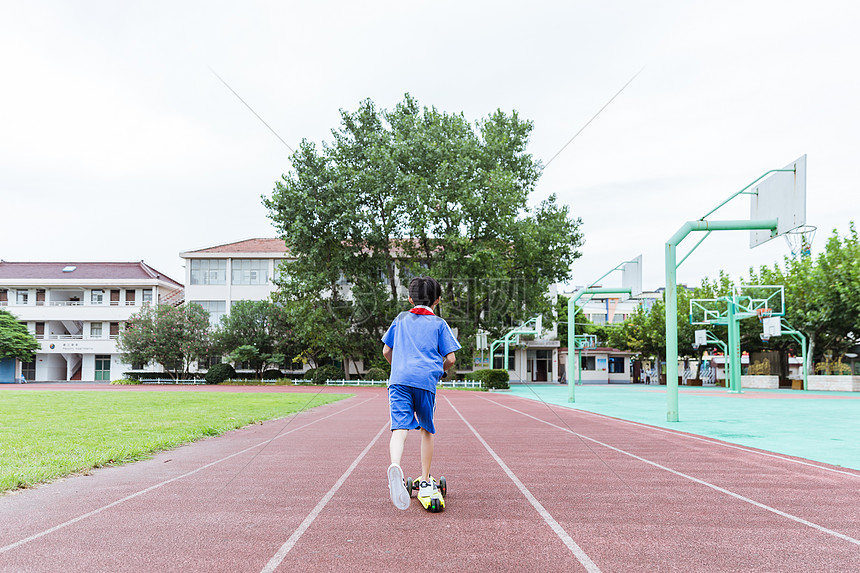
388, 384, 436, 434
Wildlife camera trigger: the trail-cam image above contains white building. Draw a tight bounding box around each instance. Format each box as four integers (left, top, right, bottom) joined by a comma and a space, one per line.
180, 238, 292, 328
0, 261, 182, 382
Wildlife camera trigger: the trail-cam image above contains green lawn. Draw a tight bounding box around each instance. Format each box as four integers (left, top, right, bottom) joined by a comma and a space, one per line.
0, 390, 349, 493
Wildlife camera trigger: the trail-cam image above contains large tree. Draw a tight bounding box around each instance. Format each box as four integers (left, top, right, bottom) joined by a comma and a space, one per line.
264, 95, 583, 374
117, 304, 211, 380
748, 223, 860, 371
0, 309, 39, 363
213, 300, 300, 378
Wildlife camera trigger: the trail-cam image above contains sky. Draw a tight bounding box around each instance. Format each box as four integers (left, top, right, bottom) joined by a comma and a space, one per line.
2, 1, 858, 294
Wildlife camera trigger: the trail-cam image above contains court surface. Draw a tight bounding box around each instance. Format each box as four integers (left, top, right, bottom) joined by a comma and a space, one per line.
1, 384, 858, 572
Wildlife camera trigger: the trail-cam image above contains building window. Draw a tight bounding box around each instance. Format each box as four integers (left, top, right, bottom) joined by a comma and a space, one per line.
16, 290, 29, 305
581, 356, 596, 371
95, 355, 111, 381
91, 290, 105, 305
90, 322, 103, 338
493, 352, 516, 371
191, 300, 226, 326
190, 259, 227, 285
608, 356, 626, 374
142, 289, 153, 304
231, 259, 269, 285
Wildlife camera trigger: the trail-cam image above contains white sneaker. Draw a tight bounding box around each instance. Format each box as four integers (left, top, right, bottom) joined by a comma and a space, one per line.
387, 464, 410, 510
418, 478, 437, 499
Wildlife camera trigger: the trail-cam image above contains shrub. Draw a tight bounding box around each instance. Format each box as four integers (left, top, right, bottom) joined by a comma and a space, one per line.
363, 367, 389, 381
485, 369, 510, 389
262, 369, 283, 380
465, 369, 510, 390
110, 378, 141, 385
312, 364, 342, 385
205, 363, 236, 385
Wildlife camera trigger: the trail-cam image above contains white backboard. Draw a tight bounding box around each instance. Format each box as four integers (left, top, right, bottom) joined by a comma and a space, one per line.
750, 155, 807, 248
694, 329, 708, 346
622, 254, 643, 297
762, 316, 782, 338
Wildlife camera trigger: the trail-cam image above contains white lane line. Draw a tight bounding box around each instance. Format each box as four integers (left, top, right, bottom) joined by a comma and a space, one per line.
445, 397, 602, 573
260, 422, 388, 573
502, 393, 860, 479
488, 398, 860, 547
0, 396, 375, 555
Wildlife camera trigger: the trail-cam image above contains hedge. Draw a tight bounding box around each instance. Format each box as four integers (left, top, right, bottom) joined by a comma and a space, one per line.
464, 369, 510, 390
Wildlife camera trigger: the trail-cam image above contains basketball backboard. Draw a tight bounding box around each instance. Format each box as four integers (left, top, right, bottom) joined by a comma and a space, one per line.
694, 329, 708, 346
762, 316, 782, 338
750, 155, 807, 248
738, 284, 785, 317
622, 255, 643, 297
690, 299, 728, 325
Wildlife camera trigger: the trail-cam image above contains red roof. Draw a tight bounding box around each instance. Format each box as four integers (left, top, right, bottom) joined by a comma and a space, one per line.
0, 261, 181, 287
183, 238, 288, 254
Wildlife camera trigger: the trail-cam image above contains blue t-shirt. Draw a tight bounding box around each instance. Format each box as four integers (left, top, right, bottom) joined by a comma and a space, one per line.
381, 309, 461, 392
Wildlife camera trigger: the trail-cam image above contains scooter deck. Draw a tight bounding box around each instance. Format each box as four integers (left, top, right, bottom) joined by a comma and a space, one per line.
407, 476, 446, 513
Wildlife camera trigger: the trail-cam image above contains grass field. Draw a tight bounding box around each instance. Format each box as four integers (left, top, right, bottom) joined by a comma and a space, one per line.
0, 390, 349, 493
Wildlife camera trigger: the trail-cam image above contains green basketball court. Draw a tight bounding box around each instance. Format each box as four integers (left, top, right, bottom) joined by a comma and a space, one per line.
509, 384, 860, 471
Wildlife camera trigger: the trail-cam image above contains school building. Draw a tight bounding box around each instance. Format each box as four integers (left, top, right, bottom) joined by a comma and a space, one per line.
0, 261, 182, 382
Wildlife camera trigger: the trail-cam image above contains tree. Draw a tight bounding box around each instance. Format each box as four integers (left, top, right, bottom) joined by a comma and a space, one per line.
0, 309, 39, 363
117, 304, 211, 380
214, 300, 298, 378
748, 223, 860, 371
264, 94, 583, 375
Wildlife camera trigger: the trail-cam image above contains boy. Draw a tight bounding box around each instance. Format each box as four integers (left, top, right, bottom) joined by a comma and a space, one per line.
382, 276, 461, 510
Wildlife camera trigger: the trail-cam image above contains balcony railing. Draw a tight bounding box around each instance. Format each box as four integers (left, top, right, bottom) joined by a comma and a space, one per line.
36, 334, 121, 341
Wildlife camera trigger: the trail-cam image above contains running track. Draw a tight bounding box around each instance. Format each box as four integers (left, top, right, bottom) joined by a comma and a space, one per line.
1, 386, 859, 572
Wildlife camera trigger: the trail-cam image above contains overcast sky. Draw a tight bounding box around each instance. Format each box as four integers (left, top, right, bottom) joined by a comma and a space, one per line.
2, 1, 858, 293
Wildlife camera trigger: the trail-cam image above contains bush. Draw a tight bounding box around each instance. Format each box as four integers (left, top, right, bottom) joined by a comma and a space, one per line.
205, 363, 236, 385
110, 378, 141, 385
465, 369, 510, 390
363, 367, 389, 381
312, 364, 342, 385
262, 369, 283, 380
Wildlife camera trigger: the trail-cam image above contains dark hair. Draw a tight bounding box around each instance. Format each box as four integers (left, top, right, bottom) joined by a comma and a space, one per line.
408, 276, 442, 307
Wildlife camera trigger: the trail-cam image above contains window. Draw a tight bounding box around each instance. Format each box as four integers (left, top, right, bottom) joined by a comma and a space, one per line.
581, 356, 596, 371
493, 352, 516, 371
91, 290, 105, 304
16, 290, 29, 305
90, 322, 103, 338
608, 356, 626, 374
191, 300, 226, 326
95, 355, 111, 381
231, 259, 269, 285
190, 259, 227, 285
142, 289, 153, 304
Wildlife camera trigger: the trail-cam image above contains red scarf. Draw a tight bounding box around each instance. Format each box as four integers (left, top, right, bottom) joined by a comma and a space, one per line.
410, 306, 435, 315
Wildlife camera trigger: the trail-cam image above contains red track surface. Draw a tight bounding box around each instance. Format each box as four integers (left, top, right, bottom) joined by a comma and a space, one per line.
2, 386, 859, 572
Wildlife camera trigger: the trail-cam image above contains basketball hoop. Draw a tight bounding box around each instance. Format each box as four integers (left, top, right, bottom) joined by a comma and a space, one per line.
759, 333, 771, 343
784, 225, 816, 258
756, 308, 772, 321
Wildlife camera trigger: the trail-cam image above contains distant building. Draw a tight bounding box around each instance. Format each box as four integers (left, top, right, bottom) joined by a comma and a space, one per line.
0, 261, 182, 382
179, 238, 292, 328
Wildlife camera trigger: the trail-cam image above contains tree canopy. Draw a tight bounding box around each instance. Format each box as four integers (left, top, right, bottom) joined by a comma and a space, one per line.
213, 300, 299, 378
0, 309, 39, 363
117, 304, 211, 380
264, 94, 583, 374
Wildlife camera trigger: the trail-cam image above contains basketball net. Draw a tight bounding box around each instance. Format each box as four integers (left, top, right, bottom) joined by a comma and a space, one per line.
784, 225, 816, 258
